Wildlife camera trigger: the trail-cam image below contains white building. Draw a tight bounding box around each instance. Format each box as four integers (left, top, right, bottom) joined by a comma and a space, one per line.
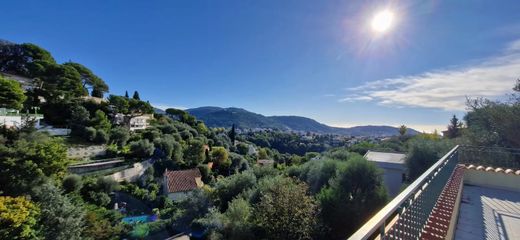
364, 150, 407, 197
114, 113, 153, 131
0, 108, 43, 129
163, 168, 204, 202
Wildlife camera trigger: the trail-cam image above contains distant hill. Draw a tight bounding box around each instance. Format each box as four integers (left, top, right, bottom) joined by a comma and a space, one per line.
185, 106, 419, 136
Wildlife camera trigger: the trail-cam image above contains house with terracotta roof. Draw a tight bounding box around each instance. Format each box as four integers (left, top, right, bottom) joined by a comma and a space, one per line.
162, 168, 204, 201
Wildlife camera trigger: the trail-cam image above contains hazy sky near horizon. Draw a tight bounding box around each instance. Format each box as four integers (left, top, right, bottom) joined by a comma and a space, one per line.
2, 0, 520, 132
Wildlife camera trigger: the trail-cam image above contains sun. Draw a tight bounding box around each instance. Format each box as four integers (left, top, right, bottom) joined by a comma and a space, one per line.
371, 10, 395, 33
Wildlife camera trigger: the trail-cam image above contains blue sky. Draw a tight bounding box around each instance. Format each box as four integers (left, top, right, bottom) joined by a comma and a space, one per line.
2, 0, 520, 132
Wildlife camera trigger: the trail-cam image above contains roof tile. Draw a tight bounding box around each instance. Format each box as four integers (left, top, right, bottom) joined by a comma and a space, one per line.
164, 168, 203, 193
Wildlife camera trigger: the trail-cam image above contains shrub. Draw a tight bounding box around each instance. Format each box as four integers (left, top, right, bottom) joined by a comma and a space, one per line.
94, 129, 109, 144
84, 127, 97, 142
63, 174, 83, 193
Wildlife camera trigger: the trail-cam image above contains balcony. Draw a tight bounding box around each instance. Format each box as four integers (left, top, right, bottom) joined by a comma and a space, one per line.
349, 145, 520, 240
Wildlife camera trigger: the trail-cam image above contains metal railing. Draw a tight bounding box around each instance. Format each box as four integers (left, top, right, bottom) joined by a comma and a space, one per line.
458, 145, 520, 170
349, 145, 520, 239
349, 146, 460, 240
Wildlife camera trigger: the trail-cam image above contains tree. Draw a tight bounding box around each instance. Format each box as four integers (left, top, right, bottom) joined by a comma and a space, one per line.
124, 90, 129, 98
0, 196, 40, 239
0, 75, 26, 110
132, 90, 140, 100
464, 80, 520, 148
91, 110, 111, 132
68, 105, 90, 136
184, 138, 206, 166
254, 176, 318, 240
211, 147, 230, 170
32, 182, 86, 240
63, 62, 108, 97
201, 198, 254, 240
172, 189, 212, 233
257, 148, 269, 159
228, 124, 236, 145
214, 171, 257, 211
154, 137, 175, 160
405, 138, 451, 180
129, 139, 155, 159
0, 41, 55, 76
94, 129, 109, 144
317, 156, 388, 239
0, 134, 70, 195
399, 125, 407, 136
446, 115, 462, 139
109, 126, 130, 147
235, 142, 249, 155
62, 174, 83, 193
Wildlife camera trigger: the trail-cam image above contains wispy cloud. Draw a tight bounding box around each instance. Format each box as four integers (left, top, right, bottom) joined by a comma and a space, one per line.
340, 40, 520, 111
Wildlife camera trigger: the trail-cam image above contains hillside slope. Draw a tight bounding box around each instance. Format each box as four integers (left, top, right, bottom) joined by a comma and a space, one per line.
186, 107, 419, 136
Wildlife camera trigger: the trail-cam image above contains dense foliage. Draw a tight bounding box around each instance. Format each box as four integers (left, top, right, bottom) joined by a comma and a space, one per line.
1, 39, 518, 240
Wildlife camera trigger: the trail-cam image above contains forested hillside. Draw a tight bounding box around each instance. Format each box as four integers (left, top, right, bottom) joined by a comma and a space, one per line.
1, 39, 519, 240
187, 106, 420, 136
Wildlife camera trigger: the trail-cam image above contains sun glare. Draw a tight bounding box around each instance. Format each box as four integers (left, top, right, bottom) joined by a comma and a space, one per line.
371, 10, 395, 33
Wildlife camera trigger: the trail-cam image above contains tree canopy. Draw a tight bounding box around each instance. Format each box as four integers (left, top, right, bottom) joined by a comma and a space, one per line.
0, 75, 26, 110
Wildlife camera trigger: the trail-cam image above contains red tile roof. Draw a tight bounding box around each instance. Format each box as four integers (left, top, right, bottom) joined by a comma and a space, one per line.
462, 164, 520, 174
164, 169, 203, 193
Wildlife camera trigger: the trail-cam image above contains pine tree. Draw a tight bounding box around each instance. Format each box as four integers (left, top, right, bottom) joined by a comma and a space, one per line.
125, 91, 129, 98
446, 115, 462, 138
399, 125, 407, 136
132, 91, 140, 100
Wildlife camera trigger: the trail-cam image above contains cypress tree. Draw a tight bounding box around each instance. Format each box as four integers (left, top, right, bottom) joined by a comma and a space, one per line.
132, 91, 140, 100
229, 124, 236, 145
125, 91, 129, 98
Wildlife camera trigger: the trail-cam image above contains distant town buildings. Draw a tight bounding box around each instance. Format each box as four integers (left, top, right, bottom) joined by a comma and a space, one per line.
364, 150, 407, 197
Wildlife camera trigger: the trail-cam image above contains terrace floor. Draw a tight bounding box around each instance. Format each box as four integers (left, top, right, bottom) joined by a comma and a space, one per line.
455, 185, 520, 240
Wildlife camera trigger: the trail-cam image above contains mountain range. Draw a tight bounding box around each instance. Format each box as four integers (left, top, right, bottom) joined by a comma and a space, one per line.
177, 106, 419, 137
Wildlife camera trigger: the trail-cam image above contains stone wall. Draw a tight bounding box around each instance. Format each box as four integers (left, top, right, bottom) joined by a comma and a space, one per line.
106, 159, 152, 182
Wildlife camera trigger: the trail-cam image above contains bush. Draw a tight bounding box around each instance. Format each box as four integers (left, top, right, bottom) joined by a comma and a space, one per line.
109, 127, 130, 147
84, 127, 97, 142
129, 139, 154, 159
94, 129, 109, 144
63, 174, 83, 193
88, 191, 111, 207
96, 177, 119, 193
406, 138, 452, 180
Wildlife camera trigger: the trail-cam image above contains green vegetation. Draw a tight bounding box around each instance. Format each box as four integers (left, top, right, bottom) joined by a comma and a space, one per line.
1, 39, 518, 239
0, 196, 40, 239
0, 75, 26, 110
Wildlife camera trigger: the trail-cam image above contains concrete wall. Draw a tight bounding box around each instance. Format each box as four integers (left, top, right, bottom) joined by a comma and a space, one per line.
0, 116, 22, 128
167, 192, 190, 202
68, 159, 124, 174
464, 169, 520, 192
106, 160, 152, 182
373, 162, 406, 197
